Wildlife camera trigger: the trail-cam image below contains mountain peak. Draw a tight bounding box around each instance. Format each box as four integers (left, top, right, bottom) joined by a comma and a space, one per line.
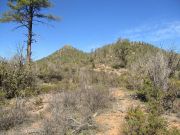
62, 45, 74, 50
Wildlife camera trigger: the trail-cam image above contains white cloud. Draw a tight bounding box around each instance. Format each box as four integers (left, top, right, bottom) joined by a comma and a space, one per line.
120, 21, 180, 42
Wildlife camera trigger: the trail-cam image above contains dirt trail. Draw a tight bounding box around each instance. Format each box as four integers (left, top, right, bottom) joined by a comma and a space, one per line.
95, 64, 180, 134
95, 88, 180, 135
95, 88, 142, 135
6, 88, 179, 135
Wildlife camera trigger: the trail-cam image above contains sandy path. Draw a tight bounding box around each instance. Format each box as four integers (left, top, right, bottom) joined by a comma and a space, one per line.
95, 88, 142, 135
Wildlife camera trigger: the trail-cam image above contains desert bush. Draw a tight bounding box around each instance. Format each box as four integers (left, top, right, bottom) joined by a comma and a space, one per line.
136, 78, 179, 112
146, 113, 168, 135
43, 96, 69, 135
123, 51, 180, 134
146, 52, 171, 93
0, 99, 26, 131
113, 39, 131, 68
124, 106, 167, 135
38, 73, 62, 83
78, 68, 120, 89
42, 84, 111, 134
129, 51, 179, 112
127, 53, 151, 90
163, 80, 179, 111
0, 57, 37, 98
125, 72, 144, 90
60, 84, 111, 114
136, 78, 164, 104
42, 93, 94, 135
166, 50, 180, 78
124, 106, 147, 135
80, 85, 111, 113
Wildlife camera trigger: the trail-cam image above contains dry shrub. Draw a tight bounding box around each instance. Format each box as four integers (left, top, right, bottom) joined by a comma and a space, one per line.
129, 51, 179, 112
79, 67, 120, 89
80, 85, 111, 113
163, 80, 180, 111
128, 51, 172, 91
0, 99, 26, 131
147, 52, 170, 92
43, 96, 68, 135
42, 85, 111, 134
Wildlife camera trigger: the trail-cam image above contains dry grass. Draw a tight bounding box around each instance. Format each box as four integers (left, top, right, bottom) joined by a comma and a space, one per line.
42, 85, 112, 134
0, 98, 27, 131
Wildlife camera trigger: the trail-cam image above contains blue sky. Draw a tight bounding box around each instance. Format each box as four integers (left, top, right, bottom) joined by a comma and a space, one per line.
0, 0, 180, 60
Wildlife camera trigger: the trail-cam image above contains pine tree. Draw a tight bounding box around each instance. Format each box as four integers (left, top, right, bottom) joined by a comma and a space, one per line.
0, 0, 59, 65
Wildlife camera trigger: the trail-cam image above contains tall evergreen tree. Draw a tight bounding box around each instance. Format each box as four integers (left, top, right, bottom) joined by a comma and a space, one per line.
0, 0, 58, 65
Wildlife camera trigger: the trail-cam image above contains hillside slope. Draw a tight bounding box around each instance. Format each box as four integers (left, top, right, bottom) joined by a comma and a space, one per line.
36, 40, 162, 71
38, 45, 89, 65
36, 45, 90, 78
93, 39, 161, 68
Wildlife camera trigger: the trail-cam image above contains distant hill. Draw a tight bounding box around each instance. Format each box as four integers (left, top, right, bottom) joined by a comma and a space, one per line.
36, 45, 90, 77
37, 45, 89, 65
93, 39, 161, 68
36, 40, 166, 75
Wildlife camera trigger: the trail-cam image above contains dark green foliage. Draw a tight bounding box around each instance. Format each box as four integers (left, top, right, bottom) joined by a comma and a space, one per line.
124, 106, 147, 135
113, 39, 130, 68
136, 79, 154, 102
146, 113, 167, 135
0, 58, 37, 98
93, 39, 160, 68
136, 79, 164, 103
36, 45, 89, 82
0, 0, 59, 64
37, 45, 89, 66
136, 77, 179, 112
38, 74, 62, 83
124, 106, 168, 135
0, 0, 55, 23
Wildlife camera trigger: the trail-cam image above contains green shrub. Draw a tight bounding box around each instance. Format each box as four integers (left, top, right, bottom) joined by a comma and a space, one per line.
136, 79, 163, 102
163, 79, 179, 111
147, 100, 164, 115
0, 59, 37, 98
124, 106, 147, 135
146, 113, 167, 135
124, 106, 167, 135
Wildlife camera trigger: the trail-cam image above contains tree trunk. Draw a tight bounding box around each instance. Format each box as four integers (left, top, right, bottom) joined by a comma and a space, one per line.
27, 6, 33, 65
